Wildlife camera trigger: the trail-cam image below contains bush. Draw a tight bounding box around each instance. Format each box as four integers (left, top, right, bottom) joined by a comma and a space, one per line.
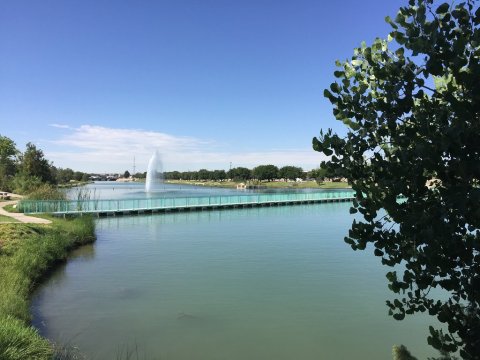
25, 184, 66, 201
11, 174, 43, 195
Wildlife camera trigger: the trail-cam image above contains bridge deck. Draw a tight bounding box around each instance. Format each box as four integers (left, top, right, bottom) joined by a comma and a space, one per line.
19, 191, 355, 217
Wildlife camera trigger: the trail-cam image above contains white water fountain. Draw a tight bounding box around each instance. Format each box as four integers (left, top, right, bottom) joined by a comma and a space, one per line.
145, 150, 164, 192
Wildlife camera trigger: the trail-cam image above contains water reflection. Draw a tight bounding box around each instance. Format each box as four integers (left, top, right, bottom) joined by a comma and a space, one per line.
69, 243, 96, 260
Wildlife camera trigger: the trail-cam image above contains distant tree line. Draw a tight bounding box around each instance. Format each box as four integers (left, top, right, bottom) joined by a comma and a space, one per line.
163, 165, 328, 182
0, 134, 89, 195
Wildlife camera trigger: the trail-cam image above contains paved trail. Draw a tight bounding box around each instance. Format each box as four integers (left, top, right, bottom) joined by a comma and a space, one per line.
0, 198, 51, 224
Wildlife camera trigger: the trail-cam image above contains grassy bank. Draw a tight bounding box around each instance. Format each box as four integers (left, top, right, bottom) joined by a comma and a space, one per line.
0, 216, 96, 360
0, 215, 18, 223
165, 179, 351, 189
57, 181, 93, 189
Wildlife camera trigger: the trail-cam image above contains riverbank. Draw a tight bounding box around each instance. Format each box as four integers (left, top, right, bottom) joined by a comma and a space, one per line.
57, 180, 93, 188
165, 179, 351, 189
0, 215, 96, 359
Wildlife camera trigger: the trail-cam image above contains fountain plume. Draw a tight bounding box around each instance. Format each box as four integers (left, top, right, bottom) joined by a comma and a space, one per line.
145, 150, 163, 192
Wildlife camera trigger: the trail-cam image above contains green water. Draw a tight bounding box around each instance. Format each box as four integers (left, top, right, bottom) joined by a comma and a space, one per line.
32, 202, 438, 359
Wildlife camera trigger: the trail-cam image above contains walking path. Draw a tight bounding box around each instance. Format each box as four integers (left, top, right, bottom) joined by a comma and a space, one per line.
0, 196, 51, 224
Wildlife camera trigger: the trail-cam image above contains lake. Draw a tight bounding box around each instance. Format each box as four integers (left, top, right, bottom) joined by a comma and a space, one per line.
32, 184, 438, 359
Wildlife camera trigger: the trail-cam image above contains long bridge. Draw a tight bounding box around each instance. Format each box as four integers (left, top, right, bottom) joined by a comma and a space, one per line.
19, 191, 355, 217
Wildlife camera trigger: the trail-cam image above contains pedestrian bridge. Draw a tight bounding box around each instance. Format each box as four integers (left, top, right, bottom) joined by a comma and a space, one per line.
19, 191, 355, 217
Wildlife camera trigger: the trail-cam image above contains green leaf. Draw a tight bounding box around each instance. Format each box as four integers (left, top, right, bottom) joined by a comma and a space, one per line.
436, 3, 450, 14
323, 89, 336, 102
351, 59, 363, 66
386, 272, 397, 282
426, 57, 443, 75
393, 312, 405, 320
395, 11, 406, 24
312, 137, 322, 152
427, 333, 442, 350
374, 248, 384, 256
394, 31, 406, 44
385, 16, 398, 29
323, 148, 333, 156
330, 83, 341, 94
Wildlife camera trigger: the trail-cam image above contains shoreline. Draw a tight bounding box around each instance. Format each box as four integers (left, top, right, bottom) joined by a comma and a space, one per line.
0, 215, 96, 359
164, 179, 351, 190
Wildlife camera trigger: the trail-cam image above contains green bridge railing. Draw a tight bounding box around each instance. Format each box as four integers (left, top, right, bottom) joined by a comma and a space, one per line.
19, 191, 356, 215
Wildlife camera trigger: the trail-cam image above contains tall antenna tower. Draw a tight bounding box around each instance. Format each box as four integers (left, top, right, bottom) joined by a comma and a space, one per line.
133, 156, 136, 176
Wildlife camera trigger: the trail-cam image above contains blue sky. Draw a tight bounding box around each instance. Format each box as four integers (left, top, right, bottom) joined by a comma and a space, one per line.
1, 0, 405, 173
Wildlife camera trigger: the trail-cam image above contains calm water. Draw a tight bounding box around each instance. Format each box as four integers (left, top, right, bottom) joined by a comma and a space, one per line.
66, 181, 351, 200
32, 199, 438, 359
66, 181, 243, 200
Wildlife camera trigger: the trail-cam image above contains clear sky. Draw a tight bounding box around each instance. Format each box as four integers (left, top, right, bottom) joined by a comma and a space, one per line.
1, 0, 405, 173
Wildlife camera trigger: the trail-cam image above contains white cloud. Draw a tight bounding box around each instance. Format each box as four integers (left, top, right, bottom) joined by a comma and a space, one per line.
46, 125, 326, 173
49, 123, 72, 129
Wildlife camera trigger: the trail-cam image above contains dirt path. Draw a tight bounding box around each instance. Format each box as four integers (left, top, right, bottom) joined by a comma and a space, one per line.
0, 197, 52, 224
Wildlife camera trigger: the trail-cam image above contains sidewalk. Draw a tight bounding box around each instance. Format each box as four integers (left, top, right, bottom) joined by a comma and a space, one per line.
0, 198, 52, 224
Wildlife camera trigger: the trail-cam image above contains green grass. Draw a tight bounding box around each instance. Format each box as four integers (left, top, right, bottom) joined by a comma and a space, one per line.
315, 181, 352, 189
0, 316, 52, 360
0, 216, 96, 360
0, 215, 18, 223
3, 204, 19, 213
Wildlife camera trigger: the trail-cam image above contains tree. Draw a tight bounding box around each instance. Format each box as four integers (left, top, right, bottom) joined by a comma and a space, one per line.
123, 170, 131, 179
279, 166, 303, 181
212, 169, 227, 181
308, 167, 328, 184
181, 171, 195, 180
19, 142, 55, 184
0, 135, 19, 190
197, 168, 211, 181
134, 171, 147, 179
164, 171, 180, 180
313, 1, 479, 358
228, 167, 252, 181
252, 165, 279, 181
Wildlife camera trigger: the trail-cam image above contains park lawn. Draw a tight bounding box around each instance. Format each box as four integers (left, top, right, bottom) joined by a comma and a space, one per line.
0, 215, 18, 223
315, 181, 352, 189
